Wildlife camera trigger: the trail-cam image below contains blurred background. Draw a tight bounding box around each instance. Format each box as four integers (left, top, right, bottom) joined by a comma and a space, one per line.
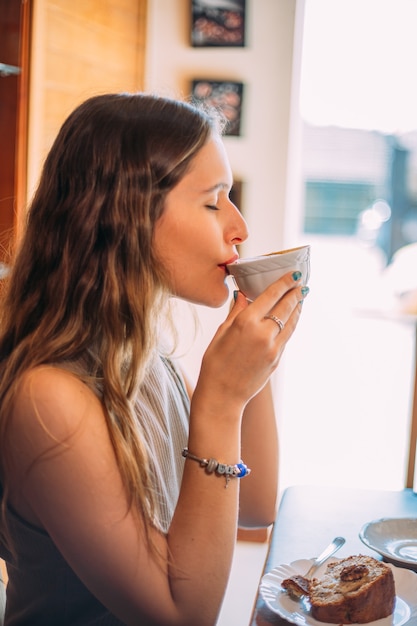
277, 0, 417, 493
2, 1, 417, 622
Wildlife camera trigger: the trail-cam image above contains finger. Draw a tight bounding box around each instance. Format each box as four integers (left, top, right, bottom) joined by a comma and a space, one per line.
263, 283, 309, 336
226, 289, 248, 321
250, 270, 304, 313
263, 314, 286, 334
270, 282, 310, 318
263, 279, 308, 316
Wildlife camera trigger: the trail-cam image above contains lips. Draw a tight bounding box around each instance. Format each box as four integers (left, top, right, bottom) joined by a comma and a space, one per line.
221, 254, 239, 268
219, 254, 239, 276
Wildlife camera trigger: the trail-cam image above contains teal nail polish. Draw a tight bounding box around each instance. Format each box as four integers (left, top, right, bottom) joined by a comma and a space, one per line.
233, 290, 239, 302
292, 271, 302, 281
301, 286, 310, 296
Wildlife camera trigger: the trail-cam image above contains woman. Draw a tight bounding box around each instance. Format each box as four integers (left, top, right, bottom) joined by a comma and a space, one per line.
0, 93, 308, 625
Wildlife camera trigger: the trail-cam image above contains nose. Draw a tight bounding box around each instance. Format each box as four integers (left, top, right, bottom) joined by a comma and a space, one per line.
228, 203, 249, 245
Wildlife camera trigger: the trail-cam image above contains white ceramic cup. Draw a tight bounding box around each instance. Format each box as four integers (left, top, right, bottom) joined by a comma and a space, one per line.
226, 244, 310, 301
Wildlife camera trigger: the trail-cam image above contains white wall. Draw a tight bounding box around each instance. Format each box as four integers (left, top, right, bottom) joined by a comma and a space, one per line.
145, 0, 305, 381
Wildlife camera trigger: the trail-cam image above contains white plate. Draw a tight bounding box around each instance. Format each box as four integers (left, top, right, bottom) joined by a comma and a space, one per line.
360, 518, 417, 571
259, 558, 417, 626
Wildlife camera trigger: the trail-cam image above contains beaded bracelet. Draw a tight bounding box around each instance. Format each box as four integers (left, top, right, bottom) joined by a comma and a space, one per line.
182, 447, 251, 487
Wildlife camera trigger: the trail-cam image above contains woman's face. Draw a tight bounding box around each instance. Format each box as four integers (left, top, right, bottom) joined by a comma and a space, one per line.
154, 134, 248, 307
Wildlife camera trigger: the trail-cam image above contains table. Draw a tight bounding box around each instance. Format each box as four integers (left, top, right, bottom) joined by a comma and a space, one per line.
249, 485, 417, 625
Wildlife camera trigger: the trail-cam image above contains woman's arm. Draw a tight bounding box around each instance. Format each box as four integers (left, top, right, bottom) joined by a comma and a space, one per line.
182, 372, 279, 529
239, 380, 279, 528
7, 366, 242, 626
179, 357, 278, 525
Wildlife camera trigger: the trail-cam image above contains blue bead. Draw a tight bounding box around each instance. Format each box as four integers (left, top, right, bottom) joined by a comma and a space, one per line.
236, 463, 247, 478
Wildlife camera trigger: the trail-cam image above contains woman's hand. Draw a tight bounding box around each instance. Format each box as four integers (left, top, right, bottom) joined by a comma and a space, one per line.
193, 271, 308, 417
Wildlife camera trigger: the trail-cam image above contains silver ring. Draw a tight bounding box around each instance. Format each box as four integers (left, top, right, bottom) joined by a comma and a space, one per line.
264, 314, 285, 332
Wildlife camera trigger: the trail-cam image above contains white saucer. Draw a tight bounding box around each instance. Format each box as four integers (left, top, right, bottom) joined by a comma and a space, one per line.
360, 518, 417, 571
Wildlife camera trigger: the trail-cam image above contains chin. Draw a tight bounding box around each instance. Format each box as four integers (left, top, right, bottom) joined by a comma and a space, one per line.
190, 286, 230, 308
206, 290, 230, 308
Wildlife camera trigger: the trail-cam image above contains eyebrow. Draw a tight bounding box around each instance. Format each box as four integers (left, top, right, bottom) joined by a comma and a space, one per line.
202, 182, 232, 194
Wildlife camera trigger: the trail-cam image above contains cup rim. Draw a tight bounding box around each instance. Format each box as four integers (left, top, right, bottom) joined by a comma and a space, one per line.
227, 244, 310, 270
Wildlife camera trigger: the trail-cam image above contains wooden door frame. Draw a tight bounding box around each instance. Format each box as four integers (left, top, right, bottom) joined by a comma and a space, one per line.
15, 0, 31, 245
0, 0, 31, 262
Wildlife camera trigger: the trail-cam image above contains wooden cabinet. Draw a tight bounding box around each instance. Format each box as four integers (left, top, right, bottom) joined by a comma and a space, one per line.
0, 0, 30, 261
0, 0, 148, 262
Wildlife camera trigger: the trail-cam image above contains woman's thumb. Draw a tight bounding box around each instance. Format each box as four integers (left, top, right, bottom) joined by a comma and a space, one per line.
228, 290, 248, 317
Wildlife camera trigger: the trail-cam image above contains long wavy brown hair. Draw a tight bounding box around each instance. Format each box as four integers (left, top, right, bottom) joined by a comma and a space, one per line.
0, 92, 221, 548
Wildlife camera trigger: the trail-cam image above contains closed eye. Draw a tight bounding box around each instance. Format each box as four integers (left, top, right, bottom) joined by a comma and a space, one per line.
206, 205, 220, 211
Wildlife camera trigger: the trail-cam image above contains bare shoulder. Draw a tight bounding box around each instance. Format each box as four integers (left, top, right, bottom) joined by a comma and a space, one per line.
18, 364, 91, 396
6, 367, 119, 529
10, 365, 104, 441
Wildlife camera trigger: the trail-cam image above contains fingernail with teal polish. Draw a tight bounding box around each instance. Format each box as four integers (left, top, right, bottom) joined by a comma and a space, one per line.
292, 271, 302, 281
301, 286, 310, 296
233, 290, 239, 302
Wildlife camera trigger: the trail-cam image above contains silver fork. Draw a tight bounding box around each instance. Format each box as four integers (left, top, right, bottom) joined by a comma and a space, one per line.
305, 536, 345, 579
282, 536, 346, 600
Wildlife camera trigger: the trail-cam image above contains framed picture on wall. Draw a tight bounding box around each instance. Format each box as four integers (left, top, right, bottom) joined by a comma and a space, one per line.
191, 79, 244, 136
191, 0, 246, 47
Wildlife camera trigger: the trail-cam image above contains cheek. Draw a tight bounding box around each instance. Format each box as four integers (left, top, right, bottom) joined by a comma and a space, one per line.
166, 223, 202, 263
154, 208, 209, 281
153, 216, 176, 263
152, 230, 191, 289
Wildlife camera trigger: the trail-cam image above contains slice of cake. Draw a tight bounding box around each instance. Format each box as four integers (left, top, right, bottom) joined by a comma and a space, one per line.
308, 554, 395, 623
281, 573, 310, 598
